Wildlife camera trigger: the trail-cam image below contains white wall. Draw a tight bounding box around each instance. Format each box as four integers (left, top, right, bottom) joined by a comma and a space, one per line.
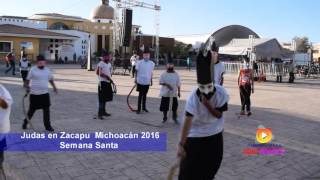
0, 17, 47, 29
48, 30, 90, 61
293, 53, 311, 65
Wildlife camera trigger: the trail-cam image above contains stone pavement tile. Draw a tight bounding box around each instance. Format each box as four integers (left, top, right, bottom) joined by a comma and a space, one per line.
108, 176, 131, 180
122, 167, 146, 179
100, 170, 124, 179
49, 176, 72, 180
73, 174, 102, 180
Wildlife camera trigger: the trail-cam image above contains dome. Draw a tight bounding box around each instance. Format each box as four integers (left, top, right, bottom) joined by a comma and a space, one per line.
205, 25, 260, 47
91, 0, 114, 20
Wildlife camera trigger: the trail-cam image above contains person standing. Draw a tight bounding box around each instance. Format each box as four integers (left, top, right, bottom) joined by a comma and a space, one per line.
0, 84, 12, 169
177, 41, 229, 180
96, 54, 114, 120
5, 52, 16, 75
135, 47, 155, 114
22, 55, 57, 131
186, 52, 192, 71
211, 50, 225, 86
159, 56, 181, 124
130, 51, 138, 78
288, 60, 295, 83
19, 54, 31, 84
238, 58, 254, 116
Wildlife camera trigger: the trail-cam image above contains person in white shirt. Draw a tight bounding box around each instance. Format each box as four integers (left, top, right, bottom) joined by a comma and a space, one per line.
159, 56, 181, 123
177, 41, 229, 180
0, 84, 12, 169
130, 51, 138, 78
213, 59, 225, 86
19, 54, 31, 84
135, 47, 155, 114
96, 54, 114, 119
23, 55, 57, 132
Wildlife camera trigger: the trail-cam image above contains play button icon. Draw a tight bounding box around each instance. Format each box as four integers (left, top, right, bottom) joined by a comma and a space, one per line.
256, 127, 273, 144
262, 132, 267, 139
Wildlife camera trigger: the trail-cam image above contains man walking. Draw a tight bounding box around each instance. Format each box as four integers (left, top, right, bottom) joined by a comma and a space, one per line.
22, 55, 57, 131
5, 52, 16, 75
0, 84, 12, 169
159, 55, 181, 123
211, 48, 225, 86
96, 54, 114, 120
135, 47, 155, 114
238, 57, 254, 116
177, 41, 229, 180
130, 51, 138, 78
19, 54, 31, 85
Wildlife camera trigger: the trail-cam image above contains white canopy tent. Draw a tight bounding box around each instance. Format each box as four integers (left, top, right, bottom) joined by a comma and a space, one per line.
219, 38, 284, 60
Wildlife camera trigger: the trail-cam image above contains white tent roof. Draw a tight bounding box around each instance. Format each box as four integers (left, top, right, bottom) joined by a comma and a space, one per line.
219, 38, 283, 58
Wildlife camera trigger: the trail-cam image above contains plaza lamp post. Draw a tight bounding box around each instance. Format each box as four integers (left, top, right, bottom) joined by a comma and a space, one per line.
87, 34, 94, 71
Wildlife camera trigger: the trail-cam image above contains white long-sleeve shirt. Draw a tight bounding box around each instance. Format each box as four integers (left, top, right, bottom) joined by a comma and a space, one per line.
0, 84, 12, 135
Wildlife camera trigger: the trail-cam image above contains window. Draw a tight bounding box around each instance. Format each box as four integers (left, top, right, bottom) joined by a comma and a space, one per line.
50, 50, 53, 54
50, 44, 53, 48
0, 41, 12, 53
55, 44, 59, 48
55, 39, 58, 42
50, 39, 53, 42
49, 22, 70, 30
55, 50, 58, 53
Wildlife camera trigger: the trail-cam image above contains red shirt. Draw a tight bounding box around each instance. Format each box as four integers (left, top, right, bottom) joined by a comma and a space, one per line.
239, 69, 252, 86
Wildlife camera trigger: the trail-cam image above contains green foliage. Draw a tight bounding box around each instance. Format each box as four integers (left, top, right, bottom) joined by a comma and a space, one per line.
293, 36, 311, 53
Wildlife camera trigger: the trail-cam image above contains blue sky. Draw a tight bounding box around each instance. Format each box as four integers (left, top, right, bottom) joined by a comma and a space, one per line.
0, 0, 319, 43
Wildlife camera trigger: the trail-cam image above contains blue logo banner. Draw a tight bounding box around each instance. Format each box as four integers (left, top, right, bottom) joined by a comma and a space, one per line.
1, 132, 167, 152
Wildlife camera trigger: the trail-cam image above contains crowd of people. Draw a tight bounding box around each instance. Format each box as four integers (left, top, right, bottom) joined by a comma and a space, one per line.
0, 42, 260, 179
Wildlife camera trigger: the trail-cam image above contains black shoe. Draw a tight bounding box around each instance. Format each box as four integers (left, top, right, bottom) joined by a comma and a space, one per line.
22, 121, 28, 129
162, 117, 167, 123
103, 112, 111, 117
46, 127, 54, 132
98, 116, 104, 120
247, 112, 252, 116
136, 110, 141, 114
173, 117, 179, 124
142, 109, 149, 113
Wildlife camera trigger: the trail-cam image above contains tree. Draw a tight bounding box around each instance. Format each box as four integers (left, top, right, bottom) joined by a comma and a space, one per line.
173, 41, 193, 58
293, 36, 311, 53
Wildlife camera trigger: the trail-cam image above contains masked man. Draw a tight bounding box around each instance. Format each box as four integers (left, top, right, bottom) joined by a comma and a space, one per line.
159, 54, 181, 123
238, 57, 254, 116
0, 84, 12, 169
96, 54, 114, 120
22, 55, 57, 131
135, 47, 155, 114
177, 41, 229, 180
19, 54, 31, 84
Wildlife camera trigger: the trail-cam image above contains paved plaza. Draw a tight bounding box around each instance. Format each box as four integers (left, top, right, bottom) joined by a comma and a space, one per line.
0, 64, 320, 180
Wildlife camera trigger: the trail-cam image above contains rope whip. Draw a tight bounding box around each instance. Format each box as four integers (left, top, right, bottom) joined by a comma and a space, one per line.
127, 84, 137, 112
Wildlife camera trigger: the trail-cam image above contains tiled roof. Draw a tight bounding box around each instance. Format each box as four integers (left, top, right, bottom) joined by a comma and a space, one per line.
0, 24, 78, 39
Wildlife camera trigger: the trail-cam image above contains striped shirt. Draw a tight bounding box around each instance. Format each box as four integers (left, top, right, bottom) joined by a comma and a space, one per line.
27, 67, 54, 95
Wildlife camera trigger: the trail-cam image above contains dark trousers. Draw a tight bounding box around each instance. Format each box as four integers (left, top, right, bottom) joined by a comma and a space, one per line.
98, 101, 107, 116
240, 84, 251, 112
137, 84, 150, 111
179, 132, 223, 180
21, 70, 28, 81
276, 75, 282, 83
24, 107, 51, 129
5, 61, 15, 75
138, 92, 147, 111
289, 72, 295, 83
131, 65, 136, 77
0, 151, 3, 167
160, 97, 178, 119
